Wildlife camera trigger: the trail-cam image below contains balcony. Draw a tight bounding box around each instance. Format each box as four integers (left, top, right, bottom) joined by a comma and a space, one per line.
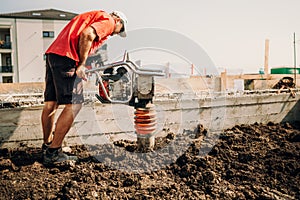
0, 65, 13, 73
0, 42, 11, 49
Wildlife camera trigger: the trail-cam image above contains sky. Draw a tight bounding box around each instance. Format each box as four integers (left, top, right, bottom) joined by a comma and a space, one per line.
1, 0, 300, 74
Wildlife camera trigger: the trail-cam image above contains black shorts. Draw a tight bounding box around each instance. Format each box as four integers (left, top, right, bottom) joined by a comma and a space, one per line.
44, 53, 84, 105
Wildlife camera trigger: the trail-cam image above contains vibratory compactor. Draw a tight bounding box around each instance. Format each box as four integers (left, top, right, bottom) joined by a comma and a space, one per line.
85, 52, 165, 150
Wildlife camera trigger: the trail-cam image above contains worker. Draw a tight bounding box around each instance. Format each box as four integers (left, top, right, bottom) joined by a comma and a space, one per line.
41, 10, 128, 165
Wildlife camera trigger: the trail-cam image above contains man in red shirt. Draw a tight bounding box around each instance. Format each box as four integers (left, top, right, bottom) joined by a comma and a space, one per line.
42, 10, 128, 165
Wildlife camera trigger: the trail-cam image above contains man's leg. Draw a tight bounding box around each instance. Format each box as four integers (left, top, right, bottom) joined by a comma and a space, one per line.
41, 101, 58, 144
43, 54, 83, 164
42, 54, 58, 145
49, 103, 82, 148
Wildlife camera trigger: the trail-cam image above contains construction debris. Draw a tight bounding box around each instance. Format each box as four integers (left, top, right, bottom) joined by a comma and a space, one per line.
272, 76, 296, 97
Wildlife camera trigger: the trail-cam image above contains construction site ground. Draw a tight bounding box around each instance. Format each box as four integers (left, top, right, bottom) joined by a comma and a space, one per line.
0, 122, 299, 199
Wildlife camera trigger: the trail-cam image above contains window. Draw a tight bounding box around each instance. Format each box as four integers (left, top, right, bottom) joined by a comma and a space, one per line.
2, 76, 13, 83
5, 35, 10, 43
43, 31, 54, 38
6, 56, 11, 66
2, 66, 13, 73
32, 12, 41, 16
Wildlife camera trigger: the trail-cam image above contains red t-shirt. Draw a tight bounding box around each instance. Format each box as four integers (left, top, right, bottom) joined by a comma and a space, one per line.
46, 10, 115, 63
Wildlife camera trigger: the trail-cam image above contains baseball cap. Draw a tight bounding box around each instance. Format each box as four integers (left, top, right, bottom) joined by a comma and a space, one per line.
112, 11, 128, 37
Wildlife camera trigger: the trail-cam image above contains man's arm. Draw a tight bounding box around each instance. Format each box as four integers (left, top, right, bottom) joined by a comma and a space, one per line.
76, 26, 98, 80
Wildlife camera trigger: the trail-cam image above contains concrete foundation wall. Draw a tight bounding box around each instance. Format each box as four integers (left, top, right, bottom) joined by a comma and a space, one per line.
0, 92, 299, 148
0, 82, 44, 94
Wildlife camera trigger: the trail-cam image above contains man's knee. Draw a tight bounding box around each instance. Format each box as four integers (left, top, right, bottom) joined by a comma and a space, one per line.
43, 101, 58, 113
64, 103, 82, 115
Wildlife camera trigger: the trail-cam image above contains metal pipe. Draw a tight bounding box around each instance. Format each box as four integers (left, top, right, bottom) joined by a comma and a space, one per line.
86, 61, 165, 76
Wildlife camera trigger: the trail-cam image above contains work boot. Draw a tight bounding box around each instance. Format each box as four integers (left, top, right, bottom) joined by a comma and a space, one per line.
42, 132, 54, 155
41, 143, 51, 155
43, 147, 78, 166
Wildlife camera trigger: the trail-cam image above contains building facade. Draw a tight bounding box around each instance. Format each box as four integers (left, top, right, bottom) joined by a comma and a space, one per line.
0, 9, 77, 83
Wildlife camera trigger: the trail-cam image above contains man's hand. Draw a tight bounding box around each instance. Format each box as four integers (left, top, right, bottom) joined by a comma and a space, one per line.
76, 65, 87, 81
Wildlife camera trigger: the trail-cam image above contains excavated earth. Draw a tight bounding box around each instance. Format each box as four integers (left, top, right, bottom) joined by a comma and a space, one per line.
0, 122, 299, 200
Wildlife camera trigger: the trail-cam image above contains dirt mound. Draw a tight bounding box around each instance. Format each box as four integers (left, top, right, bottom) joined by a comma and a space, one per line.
0, 122, 299, 199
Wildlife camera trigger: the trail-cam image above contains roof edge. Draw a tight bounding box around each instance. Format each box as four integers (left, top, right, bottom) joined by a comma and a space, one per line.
0, 8, 78, 20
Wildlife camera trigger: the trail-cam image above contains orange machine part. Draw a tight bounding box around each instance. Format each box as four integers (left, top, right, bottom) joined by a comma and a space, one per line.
99, 80, 109, 100
134, 106, 157, 135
